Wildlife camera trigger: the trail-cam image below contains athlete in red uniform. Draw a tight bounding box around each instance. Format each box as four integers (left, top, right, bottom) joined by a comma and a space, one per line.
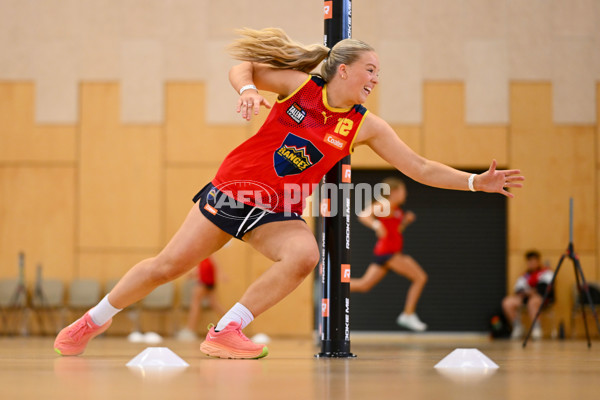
351, 178, 428, 331
211, 75, 367, 216
55, 27, 524, 359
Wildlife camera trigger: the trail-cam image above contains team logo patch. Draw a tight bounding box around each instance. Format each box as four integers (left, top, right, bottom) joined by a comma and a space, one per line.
207, 187, 218, 200
286, 103, 306, 124
324, 133, 346, 150
274, 133, 323, 177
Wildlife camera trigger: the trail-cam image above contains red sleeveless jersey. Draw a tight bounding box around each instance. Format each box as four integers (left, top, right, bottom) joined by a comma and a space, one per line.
373, 207, 404, 255
212, 76, 369, 214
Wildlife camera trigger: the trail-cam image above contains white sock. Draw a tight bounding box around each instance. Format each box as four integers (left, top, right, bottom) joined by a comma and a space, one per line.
215, 302, 254, 331
512, 320, 522, 329
89, 294, 122, 326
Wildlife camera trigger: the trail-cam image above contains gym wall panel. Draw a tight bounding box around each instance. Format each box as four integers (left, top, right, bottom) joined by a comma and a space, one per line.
352, 126, 422, 169
0, 166, 75, 283
378, 40, 423, 124
461, 0, 507, 39
0, 83, 76, 162
164, 81, 248, 165
244, 1, 323, 45
510, 83, 596, 252
78, 83, 162, 249
165, 82, 207, 164
552, 0, 597, 37
508, 81, 598, 334
464, 125, 508, 167
161, 1, 208, 81
203, 125, 252, 164
553, 126, 597, 251
423, 82, 463, 164
552, 38, 597, 124
206, 1, 251, 40
120, 40, 164, 124
205, 40, 243, 125
423, 82, 508, 168
421, 0, 465, 80
33, 41, 78, 124
507, 0, 553, 80
378, 0, 424, 41
351, 0, 382, 46
164, 166, 219, 242
465, 40, 509, 124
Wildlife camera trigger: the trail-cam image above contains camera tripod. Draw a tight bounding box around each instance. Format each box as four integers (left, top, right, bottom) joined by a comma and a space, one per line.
523, 199, 600, 348
0, 253, 28, 336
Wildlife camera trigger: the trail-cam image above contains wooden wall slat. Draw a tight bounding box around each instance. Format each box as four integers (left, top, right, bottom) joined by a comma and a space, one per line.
0, 167, 75, 283
78, 83, 162, 248
0, 83, 76, 162
423, 82, 508, 168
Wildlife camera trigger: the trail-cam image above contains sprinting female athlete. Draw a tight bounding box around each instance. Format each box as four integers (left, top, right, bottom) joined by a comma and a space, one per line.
351, 178, 428, 331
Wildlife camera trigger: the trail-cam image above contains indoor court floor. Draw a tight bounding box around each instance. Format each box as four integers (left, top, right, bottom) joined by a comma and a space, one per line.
1, 334, 599, 400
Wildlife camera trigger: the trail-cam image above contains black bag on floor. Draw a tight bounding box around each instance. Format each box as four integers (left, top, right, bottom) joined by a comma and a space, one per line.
489, 310, 511, 339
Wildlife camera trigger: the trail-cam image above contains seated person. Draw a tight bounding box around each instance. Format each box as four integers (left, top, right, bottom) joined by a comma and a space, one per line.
502, 250, 554, 339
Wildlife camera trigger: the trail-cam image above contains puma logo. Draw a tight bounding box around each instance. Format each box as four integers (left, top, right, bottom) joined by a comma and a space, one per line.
322, 111, 332, 124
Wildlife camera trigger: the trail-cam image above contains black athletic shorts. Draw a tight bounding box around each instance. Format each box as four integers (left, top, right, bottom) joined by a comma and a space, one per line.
373, 253, 395, 266
193, 182, 304, 240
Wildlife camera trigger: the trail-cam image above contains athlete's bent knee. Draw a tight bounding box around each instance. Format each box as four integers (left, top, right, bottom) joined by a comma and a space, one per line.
286, 243, 319, 278
147, 256, 189, 285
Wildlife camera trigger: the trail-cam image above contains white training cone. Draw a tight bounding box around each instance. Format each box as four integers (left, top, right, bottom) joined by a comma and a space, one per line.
127, 331, 145, 343
126, 347, 189, 368
434, 348, 498, 384
143, 331, 163, 344
434, 348, 499, 370
251, 333, 271, 344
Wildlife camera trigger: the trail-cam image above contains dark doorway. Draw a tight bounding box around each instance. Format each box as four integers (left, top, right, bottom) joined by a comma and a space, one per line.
349, 169, 506, 332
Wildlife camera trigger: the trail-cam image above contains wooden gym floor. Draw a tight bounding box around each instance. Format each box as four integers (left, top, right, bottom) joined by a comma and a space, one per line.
0, 334, 599, 400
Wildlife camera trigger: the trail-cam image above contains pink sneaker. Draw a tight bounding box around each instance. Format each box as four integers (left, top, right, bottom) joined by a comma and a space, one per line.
200, 321, 268, 359
54, 312, 112, 356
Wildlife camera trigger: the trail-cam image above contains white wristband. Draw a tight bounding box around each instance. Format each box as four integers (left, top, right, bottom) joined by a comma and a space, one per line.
371, 220, 382, 230
468, 173, 477, 192
239, 84, 257, 95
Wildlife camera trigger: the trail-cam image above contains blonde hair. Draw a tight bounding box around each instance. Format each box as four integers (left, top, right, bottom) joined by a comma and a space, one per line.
381, 177, 405, 198
228, 27, 374, 82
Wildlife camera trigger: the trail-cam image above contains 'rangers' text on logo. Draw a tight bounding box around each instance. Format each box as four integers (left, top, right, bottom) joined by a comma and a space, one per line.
273, 133, 323, 177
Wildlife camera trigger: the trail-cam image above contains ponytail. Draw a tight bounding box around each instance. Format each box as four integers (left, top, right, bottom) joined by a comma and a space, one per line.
229, 28, 375, 83
228, 27, 329, 74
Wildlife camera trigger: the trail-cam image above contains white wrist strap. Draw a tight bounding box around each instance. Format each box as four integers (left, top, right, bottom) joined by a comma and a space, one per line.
468, 174, 477, 192
239, 84, 257, 95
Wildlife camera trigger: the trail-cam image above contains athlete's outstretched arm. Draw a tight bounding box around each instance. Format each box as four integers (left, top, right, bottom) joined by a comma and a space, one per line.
354, 113, 524, 197
229, 62, 307, 121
